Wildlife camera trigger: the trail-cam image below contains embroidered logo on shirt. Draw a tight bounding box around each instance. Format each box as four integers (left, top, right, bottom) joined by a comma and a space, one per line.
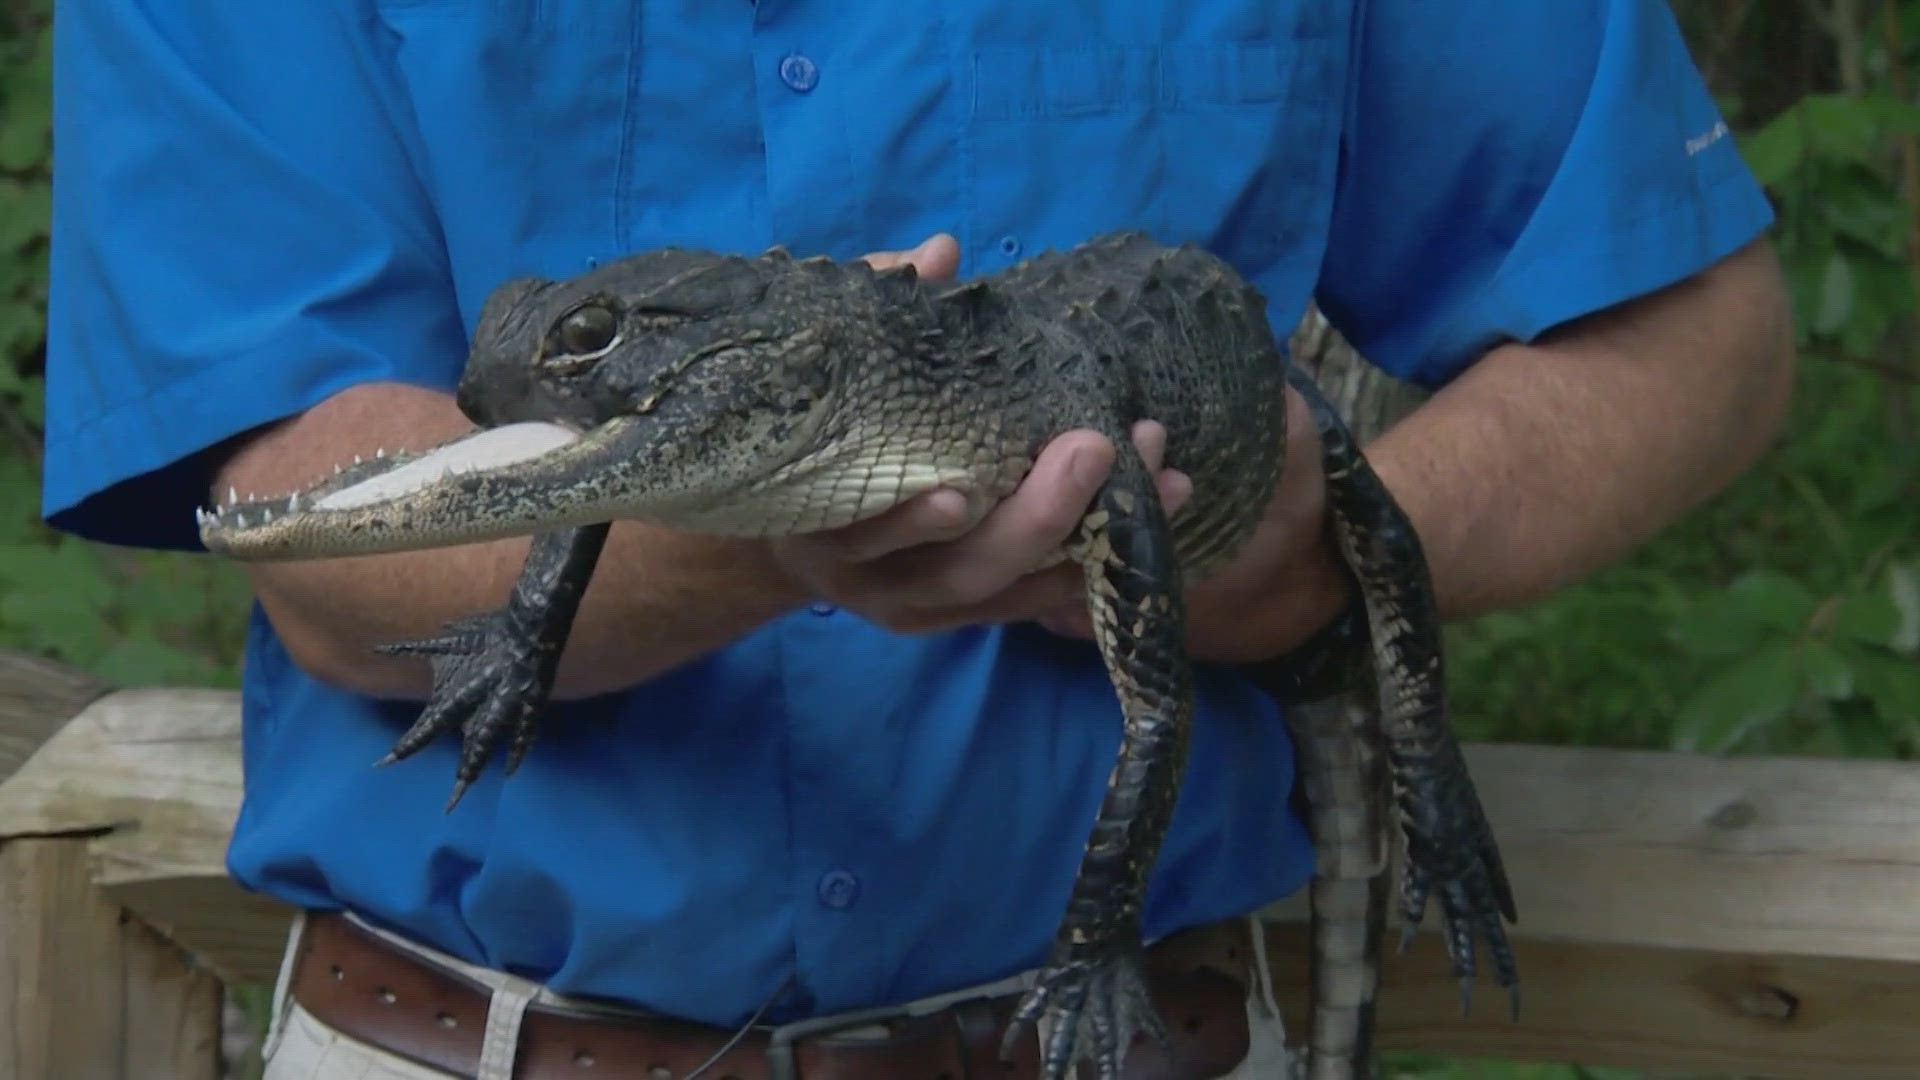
1686, 120, 1730, 157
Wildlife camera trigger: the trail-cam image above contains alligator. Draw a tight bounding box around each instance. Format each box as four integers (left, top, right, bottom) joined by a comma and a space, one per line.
196, 231, 1517, 1080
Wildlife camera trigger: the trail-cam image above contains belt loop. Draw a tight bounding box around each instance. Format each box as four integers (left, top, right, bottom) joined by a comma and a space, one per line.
260, 909, 309, 1062
477, 974, 540, 1080
1246, 915, 1282, 1020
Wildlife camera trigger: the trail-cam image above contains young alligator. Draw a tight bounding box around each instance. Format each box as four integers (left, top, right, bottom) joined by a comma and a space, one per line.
196, 231, 1516, 1079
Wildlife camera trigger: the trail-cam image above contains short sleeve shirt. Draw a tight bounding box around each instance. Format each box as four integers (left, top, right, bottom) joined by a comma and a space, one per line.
40, 0, 1773, 1024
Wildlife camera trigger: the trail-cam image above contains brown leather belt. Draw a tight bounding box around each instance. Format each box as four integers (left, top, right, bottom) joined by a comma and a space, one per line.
288, 912, 1257, 1079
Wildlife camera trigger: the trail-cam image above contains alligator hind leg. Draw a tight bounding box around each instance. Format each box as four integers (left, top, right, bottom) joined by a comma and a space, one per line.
1286, 367, 1520, 1018
373, 523, 611, 810
1002, 442, 1190, 1080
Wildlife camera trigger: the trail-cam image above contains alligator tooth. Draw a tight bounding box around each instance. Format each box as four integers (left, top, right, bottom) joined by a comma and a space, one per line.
334, 464, 343, 475
287, 492, 300, 511
261, 509, 273, 523
375, 447, 385, 458
235, 512, 247, 528
228, 487, 238, 506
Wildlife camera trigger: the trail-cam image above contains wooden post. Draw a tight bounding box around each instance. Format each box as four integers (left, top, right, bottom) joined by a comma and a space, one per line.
0, 652, 225, 1080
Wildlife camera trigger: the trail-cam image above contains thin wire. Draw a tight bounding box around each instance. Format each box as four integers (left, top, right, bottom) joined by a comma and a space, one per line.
684, 974, 794, 1080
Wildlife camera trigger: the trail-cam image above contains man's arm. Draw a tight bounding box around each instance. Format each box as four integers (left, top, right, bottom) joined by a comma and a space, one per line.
1366, 237, 1796, 623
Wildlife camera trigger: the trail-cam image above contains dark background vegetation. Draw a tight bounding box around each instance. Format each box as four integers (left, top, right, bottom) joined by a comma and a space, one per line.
1, 1, 1916, 1077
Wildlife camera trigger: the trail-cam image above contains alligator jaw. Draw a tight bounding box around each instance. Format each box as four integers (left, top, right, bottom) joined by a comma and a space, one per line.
197, 417, 650, 560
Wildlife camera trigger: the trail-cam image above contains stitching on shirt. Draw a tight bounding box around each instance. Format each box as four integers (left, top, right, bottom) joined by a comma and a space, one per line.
612, 6, 643, 248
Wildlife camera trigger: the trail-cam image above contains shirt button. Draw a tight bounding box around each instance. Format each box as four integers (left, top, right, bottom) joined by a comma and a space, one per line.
817, 870, 860, 909
809, 602, 836, 617
779, 54, 819, 93
997, 235, 1021, 258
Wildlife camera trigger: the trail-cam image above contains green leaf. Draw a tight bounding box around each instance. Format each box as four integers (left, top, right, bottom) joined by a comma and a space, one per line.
1814, 253, 1857, 335
1672, 569, 1818, 659
1802, 642, 1855, 700
1855, 655, 1920, 727
0, 103, 47, 173
88, 631, 219, 688
1892, 563, 1920, 655
1731, 569, 1818, 628
1667, 593, 1772, 658
0, 299, 44, 360
0, 539, 114, 612
1740, 109, 1806, 188
0, 179, 50, 254
0, 28, 50, 171
1673, 645, 1804, 752
0, 588, 106, 664
1836, 587, 1902, 649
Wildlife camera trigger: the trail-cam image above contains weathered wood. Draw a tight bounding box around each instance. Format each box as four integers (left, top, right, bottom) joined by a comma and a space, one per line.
1265, 932, 1920, 1079
0, 835, 223, 1080
1254, 747, 1920, 1078
0, 648, 107, 784
7, 658, 1920, 1075
120, 914, 224, 1080
0, 682, 293, 990
0, 837, 124, 1080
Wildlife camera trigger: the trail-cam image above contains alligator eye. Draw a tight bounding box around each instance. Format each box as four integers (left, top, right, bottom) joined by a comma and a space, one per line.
556, 304, 617, 356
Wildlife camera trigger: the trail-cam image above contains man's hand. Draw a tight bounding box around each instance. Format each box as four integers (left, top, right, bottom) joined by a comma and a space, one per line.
772, 235, 1234, 647
776, 233, 1343, 663
1032, 385, 1349, 664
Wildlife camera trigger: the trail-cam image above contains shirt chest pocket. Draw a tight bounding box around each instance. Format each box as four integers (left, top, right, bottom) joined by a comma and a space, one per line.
959, 37, 1347, 280
370, 0, 638, 319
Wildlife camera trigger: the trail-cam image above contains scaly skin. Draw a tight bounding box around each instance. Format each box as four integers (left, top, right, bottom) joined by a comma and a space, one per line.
196, 232, 1515, 1079
1295, 365, 1520, 1018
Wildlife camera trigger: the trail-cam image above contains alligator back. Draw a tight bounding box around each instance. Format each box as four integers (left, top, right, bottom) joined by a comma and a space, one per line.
976, 231, 1292, 574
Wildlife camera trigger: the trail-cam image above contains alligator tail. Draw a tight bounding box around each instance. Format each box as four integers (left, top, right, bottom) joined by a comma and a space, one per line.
1292, 686, 1390, 1080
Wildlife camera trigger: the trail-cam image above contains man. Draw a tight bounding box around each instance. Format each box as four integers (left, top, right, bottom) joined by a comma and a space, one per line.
42, 1, 1792, 1077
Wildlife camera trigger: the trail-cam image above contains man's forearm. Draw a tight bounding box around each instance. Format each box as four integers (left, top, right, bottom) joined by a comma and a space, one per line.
211, 381, 808, 701
1364, 238, 1796, 621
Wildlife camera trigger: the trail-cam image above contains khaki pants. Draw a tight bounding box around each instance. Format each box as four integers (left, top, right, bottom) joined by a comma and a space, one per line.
261, 911, 1298, 1079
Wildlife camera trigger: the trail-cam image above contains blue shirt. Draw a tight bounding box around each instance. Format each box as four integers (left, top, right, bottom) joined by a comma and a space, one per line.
42, 0, 1772, 1026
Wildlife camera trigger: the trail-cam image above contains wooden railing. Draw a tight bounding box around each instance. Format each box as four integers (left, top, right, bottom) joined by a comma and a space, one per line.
4, 645, 1920, 1078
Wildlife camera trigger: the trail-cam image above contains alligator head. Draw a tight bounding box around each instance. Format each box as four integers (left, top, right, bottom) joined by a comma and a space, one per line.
197, 246, 983, 560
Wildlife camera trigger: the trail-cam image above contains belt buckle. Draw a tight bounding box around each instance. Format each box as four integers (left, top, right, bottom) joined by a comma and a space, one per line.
759, 1004, 912, 1080
757, 971, 1038, 1080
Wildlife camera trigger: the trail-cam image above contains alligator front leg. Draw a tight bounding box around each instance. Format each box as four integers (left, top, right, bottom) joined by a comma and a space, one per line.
374, 523, 612, 810
1287, 367, 1519, 1017
1003, 442, 1190, 1080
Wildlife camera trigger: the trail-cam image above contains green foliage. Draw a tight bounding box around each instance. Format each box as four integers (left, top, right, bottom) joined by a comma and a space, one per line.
1743, 90, 1920, 358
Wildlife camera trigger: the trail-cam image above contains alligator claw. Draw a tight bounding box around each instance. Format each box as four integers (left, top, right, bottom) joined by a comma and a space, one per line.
370, 525, 610, 809
1394, 738, 1520, 1018
1001, 944, 1170, 1080
374, 606, 553, 810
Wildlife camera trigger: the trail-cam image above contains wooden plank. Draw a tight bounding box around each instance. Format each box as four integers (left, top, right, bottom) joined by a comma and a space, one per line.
0, 681, 293, 990
119, 915, 223, 1080
0, 836, 227, 1080
1262, 927, 1920, 1079
99, 871, 293, 992
0, 837, 125, 1080
1448, 742, 1920, 962
8, 660, 1920, 1072
0, 649, 107, 784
